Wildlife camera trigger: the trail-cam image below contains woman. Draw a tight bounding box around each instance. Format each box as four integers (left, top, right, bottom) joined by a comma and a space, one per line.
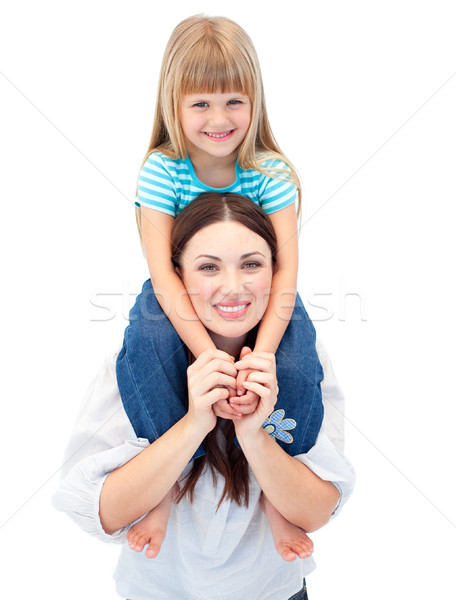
53, 193, 354, 600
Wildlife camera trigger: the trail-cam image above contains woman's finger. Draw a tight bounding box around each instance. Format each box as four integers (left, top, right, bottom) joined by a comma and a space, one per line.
203, 372, 237, 392
189, 348, 234, 374
235, 354, 275, 374
198, 357, 238, 379
242, 380, 274, 401
244, 371, 275, 387
190, 374, 236, 401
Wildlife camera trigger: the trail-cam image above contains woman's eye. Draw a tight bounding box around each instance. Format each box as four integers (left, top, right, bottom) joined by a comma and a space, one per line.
198, 264, 218, 271
243, 262, 261, 269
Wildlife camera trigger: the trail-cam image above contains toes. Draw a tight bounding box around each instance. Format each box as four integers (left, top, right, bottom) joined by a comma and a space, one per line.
127, 528, 149, 553
276, 543, 297, 562
128, 537, 147, 553
281, 548, 297, 562
145, 543, 161, 559
144, 529, 166, 559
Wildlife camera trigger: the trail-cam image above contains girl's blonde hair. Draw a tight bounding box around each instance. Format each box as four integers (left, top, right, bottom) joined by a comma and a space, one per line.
136, 14, 302, 237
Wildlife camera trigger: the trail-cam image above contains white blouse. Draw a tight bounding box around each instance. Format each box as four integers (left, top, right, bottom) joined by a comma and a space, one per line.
53, 339, 355, 600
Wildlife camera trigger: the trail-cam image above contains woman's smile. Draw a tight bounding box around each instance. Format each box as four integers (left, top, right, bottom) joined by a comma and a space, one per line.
213, 300, 251, 319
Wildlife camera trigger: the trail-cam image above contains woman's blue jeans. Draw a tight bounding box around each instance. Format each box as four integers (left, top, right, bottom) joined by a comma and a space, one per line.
116, 280, 324, 459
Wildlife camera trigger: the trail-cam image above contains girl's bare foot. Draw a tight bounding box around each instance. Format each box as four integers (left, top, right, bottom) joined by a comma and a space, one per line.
127, 518, 166, 559
260, 493, 314, 561
127, 486, 176, 559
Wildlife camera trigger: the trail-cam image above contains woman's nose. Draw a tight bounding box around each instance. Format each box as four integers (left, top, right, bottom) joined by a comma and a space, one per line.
220, 270, 246, 296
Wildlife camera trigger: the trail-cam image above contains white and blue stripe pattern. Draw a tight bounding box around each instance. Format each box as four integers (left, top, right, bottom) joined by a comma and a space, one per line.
135, 151, 297, 217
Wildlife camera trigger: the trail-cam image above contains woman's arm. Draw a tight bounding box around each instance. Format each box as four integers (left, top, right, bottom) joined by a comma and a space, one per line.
253, 203, 298, 353
141, 206, 216, 357
234, 352, 340, 532
99, 349, 238, 535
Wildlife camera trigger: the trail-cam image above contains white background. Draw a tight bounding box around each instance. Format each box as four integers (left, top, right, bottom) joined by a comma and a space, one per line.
1, 1, 455, 598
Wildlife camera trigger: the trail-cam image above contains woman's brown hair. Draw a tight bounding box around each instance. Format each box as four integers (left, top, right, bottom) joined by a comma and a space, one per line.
171, 192, 277, 508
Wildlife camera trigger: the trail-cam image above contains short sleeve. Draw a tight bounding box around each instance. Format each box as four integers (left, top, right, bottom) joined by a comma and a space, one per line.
257, 159, 298, 214
135, 152, 178, 217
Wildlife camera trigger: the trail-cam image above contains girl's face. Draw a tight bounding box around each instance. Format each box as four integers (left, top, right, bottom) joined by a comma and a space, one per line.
179, 90, 251, 163
178, 221, 273, 346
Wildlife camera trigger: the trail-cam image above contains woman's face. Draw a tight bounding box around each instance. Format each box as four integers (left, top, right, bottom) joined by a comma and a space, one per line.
178, 221, 273, 343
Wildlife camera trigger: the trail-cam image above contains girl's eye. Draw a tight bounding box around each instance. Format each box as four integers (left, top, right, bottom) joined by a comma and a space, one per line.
227, 99, 242, 106
193, 102, 209, 108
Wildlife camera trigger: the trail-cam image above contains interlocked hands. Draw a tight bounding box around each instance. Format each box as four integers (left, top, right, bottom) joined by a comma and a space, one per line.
186, 347, 278, 438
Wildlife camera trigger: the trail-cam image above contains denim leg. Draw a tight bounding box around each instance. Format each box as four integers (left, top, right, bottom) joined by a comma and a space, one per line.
116, 279, 205, 459
272, 293, 324, 455
116, 282, 323, 460
287, 578, 308, 600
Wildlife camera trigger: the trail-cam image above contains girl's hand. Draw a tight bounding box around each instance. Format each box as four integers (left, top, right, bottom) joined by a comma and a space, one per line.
232, 351, 278, 440
186, 349, 238, 435
213, 347, 259, 419
230, 347, 260, 415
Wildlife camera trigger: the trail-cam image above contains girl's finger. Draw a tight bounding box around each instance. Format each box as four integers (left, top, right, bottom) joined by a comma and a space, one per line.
213, 401, 242, 420
228, 391, 259, 406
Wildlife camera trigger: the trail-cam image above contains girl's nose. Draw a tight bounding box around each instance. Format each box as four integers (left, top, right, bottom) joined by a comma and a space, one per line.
209, 106, 230, 127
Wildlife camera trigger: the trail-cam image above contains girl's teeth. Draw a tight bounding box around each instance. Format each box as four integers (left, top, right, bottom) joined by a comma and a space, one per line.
216, 304, 247, 312
206, 131, 231, 138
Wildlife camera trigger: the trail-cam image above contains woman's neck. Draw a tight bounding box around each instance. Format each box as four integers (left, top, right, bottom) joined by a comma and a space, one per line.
208, 331, 247, 360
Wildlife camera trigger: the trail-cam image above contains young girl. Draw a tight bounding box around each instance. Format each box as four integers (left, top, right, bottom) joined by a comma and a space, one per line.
116, 14, 324, 562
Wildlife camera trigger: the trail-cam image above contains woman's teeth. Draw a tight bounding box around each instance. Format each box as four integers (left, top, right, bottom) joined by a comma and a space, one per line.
215, 304, 247, 312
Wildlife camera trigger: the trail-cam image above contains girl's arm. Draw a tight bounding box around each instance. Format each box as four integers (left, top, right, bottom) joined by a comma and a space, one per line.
99, 349, 238, 534
234, 352, 340, 532
141, 206, 216, 357
253, 203, 298, 353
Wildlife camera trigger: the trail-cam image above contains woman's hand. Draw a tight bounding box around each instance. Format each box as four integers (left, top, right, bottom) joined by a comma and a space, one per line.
186, 348, 239, 435
232, 351, 278, 441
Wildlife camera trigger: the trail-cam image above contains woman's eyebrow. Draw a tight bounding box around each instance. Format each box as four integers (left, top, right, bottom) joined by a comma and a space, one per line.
194, 252, 266, 261
240, 252, 266, 259
195, 254, 221, 261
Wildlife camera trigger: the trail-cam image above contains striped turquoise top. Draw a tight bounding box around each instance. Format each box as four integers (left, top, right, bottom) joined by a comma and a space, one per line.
135, 151, 297, 217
